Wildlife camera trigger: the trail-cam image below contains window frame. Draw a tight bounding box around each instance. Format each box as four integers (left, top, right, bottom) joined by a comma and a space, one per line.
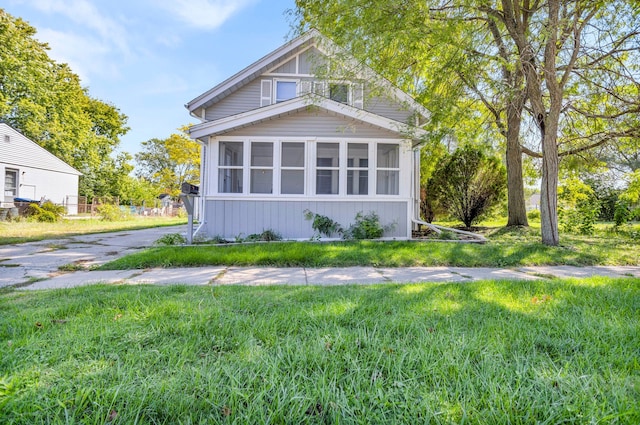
375, 143, 401, 195
274, 79, 299, 103
212, 138, 404, 198
4, 168, 18, 202
217, 141, 244, 194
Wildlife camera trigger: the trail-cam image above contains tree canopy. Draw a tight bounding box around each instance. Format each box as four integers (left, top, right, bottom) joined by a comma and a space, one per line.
135, 126, 201, 198
294, 0, 640, 245
0, 9, 130, 200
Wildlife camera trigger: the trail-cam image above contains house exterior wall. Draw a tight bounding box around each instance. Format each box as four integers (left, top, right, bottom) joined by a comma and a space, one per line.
0, 163, 79, 214
199, 109, 415, 238
0, 124, 80, 213
203, 199, 408, 239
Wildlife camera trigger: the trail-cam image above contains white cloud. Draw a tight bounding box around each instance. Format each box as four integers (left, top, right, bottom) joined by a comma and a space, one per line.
29, 0, 131, 56
36, 28, 121, 84
158, 0, 257, 30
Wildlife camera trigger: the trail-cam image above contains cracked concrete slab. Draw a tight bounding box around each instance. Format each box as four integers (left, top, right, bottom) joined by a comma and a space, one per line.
215, 267, 308, 285
305, 267, 386, 285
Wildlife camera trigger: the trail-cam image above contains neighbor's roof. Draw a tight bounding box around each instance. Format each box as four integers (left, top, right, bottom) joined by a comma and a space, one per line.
0, 123, 82, 176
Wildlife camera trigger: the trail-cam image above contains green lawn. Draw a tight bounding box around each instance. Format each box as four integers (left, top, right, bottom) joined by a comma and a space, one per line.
99, 224, 640, 269
0, 216, 187, 245
1, 278, 638, 423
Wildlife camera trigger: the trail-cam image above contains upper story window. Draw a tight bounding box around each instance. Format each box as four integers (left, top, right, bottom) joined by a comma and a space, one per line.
275, 80, 297, 103
329, 84, 349, 104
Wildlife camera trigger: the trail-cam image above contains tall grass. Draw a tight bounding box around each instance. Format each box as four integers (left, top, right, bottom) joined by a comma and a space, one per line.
1, 278, 638, 423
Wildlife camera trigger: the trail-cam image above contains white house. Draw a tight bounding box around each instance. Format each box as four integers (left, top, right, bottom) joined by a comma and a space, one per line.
0, 123, 81, 215
185, 30, 430, 240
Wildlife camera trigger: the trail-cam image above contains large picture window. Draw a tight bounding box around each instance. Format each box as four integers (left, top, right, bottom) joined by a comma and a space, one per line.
316, 143, 340, 195
218, 142, 243, 193
376, 143, 399, 195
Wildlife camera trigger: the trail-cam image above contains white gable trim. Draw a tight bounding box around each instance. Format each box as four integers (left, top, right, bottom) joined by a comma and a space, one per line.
189, 95, 426, 140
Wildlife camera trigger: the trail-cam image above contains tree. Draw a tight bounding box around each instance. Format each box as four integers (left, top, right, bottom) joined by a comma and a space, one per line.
428, 145, 506, 229
0, 9, 130, 199
135, 126, 200, 197
294, 0, 640, 245
294, 0, 530, 227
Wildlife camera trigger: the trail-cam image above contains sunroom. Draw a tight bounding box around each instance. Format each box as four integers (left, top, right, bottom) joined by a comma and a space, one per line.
189, 96, 423, 240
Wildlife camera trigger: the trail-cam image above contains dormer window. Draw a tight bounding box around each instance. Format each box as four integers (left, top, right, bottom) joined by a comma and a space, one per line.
275, 80, 297, 103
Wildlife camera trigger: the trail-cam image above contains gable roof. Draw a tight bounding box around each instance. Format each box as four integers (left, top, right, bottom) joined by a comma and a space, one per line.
189, 94, 427, 142
185, 29, 429, 122
0, 123, 82, 176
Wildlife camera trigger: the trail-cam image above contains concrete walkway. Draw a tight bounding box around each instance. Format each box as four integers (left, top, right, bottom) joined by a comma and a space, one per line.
1, 225, 639, 290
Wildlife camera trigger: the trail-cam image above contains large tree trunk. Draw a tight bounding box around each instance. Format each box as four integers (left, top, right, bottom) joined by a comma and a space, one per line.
540, 116, 560, 246
505, 104, 529, 227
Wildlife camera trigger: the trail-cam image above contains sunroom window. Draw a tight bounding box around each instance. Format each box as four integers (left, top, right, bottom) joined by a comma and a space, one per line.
218, 142, 243, 193
250, 142, 273, 194
281, 142, 305, 194
316, 143, 339, 194
347, 143, 368, 195
275, 81, 297, 103
376, 143, 399, 195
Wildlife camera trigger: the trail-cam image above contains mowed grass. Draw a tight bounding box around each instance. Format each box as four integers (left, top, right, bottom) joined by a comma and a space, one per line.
0, 278, 638, 423
0, 216, 187, 245
99, 225, 640, 269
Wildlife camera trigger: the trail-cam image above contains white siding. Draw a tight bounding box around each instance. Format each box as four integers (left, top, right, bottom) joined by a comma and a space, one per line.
0, 124, 80, 213
205, 79, 262, 121
0, 124, 81, 175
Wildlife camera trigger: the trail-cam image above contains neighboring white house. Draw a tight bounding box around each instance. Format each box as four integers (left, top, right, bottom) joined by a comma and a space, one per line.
0, 123, 81, 214
185, 30, 430, 240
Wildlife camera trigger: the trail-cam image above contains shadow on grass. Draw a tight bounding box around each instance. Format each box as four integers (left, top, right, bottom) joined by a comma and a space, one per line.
0, 278, 638, 423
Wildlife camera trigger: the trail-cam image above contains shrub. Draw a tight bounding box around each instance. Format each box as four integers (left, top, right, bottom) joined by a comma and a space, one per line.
26, 201, 65, 222
244, 229, 282, 242
427, 145, 507, 228
97, 204, 130, 222
527, 209, 541, 221
613, 199, 632, 227
154, 233, 186, 245
303, 209, 343, 238
344, 212, 385, 239
558, 177, 601, 235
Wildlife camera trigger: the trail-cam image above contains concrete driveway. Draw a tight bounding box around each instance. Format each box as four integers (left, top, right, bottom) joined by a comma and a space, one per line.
0, 225, 186, 287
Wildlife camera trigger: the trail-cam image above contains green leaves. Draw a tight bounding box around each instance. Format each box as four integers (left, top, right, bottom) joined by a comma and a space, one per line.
0, 9, 129, 201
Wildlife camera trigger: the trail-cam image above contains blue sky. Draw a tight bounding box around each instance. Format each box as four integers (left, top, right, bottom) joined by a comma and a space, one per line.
4, 0, 297, 155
